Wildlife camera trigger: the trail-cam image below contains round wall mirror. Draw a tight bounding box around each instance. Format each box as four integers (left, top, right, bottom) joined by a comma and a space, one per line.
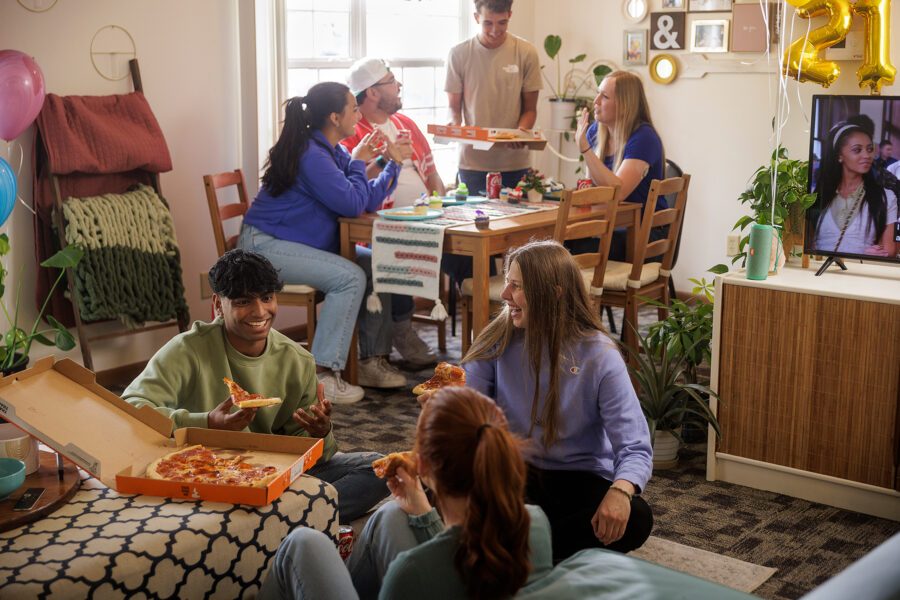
623, 0, 649, 23
649, 54, 678, 85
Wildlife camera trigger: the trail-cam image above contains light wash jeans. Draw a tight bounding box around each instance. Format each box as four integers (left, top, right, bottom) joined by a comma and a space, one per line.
238, 225, 393, 367
259, 501, 422, 600
306, 451, 389, 524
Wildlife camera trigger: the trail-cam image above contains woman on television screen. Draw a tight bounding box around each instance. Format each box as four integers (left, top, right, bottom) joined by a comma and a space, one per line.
809, 120, 898, 257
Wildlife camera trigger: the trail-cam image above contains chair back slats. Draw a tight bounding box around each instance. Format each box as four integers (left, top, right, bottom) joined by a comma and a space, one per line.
566, 219, 610, 241
627, 174, 690, 278
204, 169, 250, 257
552, 185, 618, 243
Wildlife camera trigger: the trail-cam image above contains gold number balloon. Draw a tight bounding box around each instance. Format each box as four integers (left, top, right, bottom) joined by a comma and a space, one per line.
853, 0, 897, 92
782, 0, 853, 88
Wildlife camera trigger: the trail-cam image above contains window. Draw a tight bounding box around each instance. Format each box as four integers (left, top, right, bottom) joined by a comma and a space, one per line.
277, 0, 471, 184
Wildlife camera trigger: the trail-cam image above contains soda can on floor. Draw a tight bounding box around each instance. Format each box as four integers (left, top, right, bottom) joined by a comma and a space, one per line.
338, 525, 355, 560
486, 172, 502, 199
576, 178, 594, 190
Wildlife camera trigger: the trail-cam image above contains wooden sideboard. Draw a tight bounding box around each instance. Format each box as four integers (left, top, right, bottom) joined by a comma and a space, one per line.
707, 263, 900, 520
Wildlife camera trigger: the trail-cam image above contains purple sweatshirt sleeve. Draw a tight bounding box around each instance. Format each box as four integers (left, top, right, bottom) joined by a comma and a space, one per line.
301, 142, 399, 217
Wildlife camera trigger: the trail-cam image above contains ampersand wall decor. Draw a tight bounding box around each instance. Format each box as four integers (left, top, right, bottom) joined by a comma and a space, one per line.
651, 11, 686, 50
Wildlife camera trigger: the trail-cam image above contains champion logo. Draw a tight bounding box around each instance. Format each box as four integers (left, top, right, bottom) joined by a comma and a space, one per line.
570, 366, 580, 374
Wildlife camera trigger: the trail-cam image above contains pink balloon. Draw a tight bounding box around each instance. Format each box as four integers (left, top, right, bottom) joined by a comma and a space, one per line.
0, 50, 46, 142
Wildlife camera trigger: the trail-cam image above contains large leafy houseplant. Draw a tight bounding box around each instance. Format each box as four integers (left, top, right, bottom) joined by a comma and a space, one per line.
0, 234, 83, 372
716, 146, 817, 269
623, 323, 722, 447
542, 34, 612, 101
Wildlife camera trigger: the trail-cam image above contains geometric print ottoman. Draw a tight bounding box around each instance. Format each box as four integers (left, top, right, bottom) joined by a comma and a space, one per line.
0, 471, 338, 599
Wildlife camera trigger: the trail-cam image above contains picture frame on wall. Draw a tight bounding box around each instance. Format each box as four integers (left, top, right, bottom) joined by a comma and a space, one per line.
689, 0, 732, 12
650, 12, 686, 50
661, 0, 685, 8
624, 29, 649, 65
731, 3, 767, 52
690, 19, 729, 52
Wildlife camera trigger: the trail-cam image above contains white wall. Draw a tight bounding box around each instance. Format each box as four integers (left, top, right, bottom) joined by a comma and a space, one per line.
525, 0, 900, 291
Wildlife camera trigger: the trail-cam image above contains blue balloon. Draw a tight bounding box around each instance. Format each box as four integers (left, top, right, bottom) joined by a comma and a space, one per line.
0, 157, 15, 228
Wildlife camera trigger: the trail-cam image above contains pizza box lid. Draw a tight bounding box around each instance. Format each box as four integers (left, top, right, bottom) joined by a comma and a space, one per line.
0, 357, 323, 505
427, 124, 547, 151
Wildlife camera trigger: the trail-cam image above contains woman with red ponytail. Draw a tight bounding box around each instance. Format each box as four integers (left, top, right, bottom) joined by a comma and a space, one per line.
260, 386, 556, 599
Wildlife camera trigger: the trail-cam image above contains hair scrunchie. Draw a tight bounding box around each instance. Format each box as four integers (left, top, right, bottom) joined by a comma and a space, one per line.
476, 423, 492, 440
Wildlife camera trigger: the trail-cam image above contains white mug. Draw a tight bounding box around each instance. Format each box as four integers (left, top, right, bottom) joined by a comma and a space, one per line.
0, 423, 39, 475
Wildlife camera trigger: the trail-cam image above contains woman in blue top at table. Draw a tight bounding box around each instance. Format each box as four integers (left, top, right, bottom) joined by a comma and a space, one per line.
457, 239, 654, 562
239, 82, 409, 404
573, 70, 666, 261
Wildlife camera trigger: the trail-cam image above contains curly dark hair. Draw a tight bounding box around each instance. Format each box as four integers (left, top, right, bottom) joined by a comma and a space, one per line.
474, 0, 513, 13
207, 249, 284, 299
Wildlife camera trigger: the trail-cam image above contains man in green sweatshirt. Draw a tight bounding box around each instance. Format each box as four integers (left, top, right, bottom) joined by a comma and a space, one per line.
123, 249, 388, 522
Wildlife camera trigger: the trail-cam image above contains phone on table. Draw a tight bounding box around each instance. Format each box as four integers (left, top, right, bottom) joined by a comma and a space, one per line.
13, 487, 44, 511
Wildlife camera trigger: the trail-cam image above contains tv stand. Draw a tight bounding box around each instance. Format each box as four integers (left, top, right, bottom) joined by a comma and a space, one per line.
814, 255, 847, 276
708, 264, 900, 520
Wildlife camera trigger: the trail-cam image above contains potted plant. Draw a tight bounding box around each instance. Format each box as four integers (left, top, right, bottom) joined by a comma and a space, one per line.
516, 168, 548, 202
0, 234, 83, 375
542, 34, 612, 133
623, 322, 722, 469
714, 146, 817, 270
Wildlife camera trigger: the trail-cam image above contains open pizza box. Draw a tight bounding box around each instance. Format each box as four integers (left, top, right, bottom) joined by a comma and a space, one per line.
427, 124, 547, 151
0, 356, 323, 506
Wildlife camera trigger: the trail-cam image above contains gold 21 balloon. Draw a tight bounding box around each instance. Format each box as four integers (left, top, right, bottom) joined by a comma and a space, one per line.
854, 0, 897, 92
782, 0, 896, 92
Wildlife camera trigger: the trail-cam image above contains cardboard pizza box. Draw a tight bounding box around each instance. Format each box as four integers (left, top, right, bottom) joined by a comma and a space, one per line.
0, 356, 323, 506
427, 124, 547, 151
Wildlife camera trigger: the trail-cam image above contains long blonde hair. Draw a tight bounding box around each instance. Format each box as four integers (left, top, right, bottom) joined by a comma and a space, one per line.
593, 71, 658, 171
462, 240, 607, 449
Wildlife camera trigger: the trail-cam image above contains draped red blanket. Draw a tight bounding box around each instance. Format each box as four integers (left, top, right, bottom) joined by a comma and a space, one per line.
32, 91, 172, 326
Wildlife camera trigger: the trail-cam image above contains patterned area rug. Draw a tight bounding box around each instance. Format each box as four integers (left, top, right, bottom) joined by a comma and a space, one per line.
331, 305, 900, 600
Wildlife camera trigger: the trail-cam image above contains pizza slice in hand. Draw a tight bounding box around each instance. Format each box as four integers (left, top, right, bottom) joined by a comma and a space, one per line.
372, 451, 417, 479
223, 377, 283, 409
412, 362, 466, 395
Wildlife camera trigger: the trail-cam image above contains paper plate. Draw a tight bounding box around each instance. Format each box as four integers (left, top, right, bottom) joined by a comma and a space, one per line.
439, 196, 488, 206
376, 207, 443, 220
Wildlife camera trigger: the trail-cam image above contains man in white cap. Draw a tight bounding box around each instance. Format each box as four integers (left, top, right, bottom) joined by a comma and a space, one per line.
341, 57, 444, 367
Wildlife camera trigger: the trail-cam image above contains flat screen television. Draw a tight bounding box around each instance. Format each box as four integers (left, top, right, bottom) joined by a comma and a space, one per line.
804, 94, 900, 275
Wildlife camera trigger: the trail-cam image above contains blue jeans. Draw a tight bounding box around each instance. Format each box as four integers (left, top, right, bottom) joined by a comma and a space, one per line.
259, 501, 419, 600
457, 167, 530, 196
306, 451, 389, 524
238, 225, 393, 367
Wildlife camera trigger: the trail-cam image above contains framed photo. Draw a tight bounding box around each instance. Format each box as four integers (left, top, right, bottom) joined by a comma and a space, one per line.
689, 0, 732, 11
624, 29, 649, 65
661, 0, 685, 8
731, 3, 767, 52
690, 19, 729, 52
650, 11, 686, 50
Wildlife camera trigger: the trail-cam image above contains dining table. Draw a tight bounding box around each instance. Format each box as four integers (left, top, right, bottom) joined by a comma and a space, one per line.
339, 198, 641, 380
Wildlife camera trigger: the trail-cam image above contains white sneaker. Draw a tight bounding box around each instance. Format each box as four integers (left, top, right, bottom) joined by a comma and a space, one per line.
392, 319, 438, 366
357, 357, 407, 389
317, 370, 365, 404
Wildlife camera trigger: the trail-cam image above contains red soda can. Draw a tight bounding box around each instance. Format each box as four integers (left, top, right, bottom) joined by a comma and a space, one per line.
338, 525, 355, 560
486, 172, 502, 199
576, 178, 594, 190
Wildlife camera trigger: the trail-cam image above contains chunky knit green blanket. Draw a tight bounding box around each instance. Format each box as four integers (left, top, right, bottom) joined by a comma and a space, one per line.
62, 184, 190, 329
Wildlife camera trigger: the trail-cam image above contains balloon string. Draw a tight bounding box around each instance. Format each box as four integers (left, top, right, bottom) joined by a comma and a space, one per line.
6, 141, 35, 217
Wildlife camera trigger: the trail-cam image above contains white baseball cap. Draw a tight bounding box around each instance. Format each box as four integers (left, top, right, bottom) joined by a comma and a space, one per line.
347, 57, 390, 95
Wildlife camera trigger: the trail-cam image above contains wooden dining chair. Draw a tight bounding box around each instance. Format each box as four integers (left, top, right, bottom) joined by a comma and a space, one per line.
600, 174, 690, 362
552, 185, 620, 308
203, 169, 323, 348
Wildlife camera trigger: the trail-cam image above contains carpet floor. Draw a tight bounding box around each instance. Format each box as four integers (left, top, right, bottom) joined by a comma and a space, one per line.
330, 305, 900, 600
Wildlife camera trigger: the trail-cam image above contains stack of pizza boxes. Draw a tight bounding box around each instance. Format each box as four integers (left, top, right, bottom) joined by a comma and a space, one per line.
427, 124, 547, 151
0, 357, 322, 505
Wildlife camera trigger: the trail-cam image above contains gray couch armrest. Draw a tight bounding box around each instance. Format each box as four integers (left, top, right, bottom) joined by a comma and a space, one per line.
801, 532, 900, 600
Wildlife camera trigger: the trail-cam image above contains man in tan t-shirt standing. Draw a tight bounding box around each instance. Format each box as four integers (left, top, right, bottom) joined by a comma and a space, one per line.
445, 0, 542, 196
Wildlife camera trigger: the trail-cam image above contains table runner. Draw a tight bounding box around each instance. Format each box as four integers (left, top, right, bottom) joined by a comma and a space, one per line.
368, 201, 558, 319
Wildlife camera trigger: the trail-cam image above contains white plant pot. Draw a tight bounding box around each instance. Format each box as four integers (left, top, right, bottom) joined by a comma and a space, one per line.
527, 189, 543, 203
652, 429, 679, 469
549, 98, 577, 131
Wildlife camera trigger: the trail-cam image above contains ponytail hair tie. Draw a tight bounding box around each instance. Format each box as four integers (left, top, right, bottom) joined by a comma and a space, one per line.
476, 423, 492, 440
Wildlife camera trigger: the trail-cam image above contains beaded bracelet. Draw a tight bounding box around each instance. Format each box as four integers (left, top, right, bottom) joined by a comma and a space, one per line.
609, 485, 633, 502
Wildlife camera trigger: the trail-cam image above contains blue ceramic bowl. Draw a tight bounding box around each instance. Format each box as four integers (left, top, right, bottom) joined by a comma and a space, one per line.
0, 457, 26, 500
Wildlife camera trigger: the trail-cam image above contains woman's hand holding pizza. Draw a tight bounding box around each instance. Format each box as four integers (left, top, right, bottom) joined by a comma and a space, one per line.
208, 396, 258, 431
416, 391, 434, 406
388, 465, 432, 516
292, 382, 333, 438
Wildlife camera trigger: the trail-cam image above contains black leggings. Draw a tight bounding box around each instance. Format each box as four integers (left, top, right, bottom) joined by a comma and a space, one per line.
525, 465, 653, 562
